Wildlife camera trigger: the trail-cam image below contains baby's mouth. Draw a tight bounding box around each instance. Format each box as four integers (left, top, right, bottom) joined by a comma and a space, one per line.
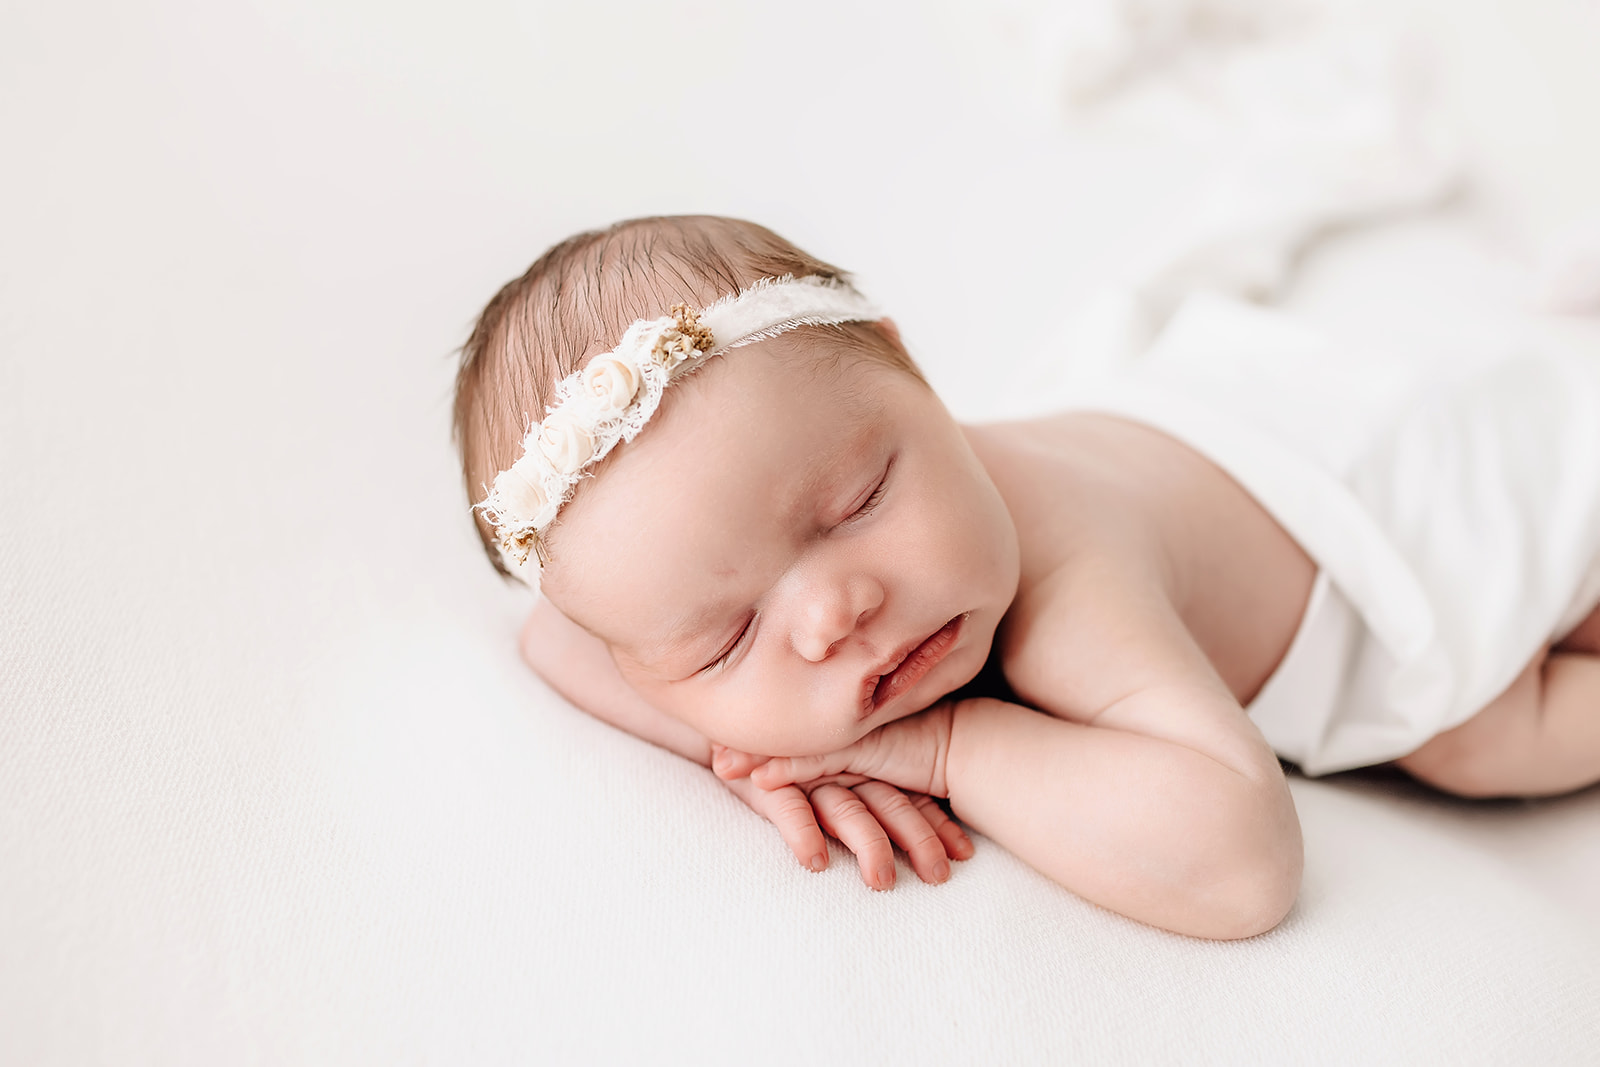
861, 614, 966, 718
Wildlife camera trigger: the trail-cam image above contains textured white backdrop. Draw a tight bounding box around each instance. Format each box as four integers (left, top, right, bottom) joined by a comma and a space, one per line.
4, 1, 1600, 1063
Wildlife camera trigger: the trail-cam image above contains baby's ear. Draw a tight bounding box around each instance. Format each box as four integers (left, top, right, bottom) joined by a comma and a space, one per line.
873, 317, 904, 349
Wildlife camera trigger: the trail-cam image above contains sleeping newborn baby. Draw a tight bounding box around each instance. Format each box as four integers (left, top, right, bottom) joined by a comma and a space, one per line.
453, 215, 1600, 940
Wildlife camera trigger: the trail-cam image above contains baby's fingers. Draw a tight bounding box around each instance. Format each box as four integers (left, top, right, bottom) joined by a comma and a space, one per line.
710, 744, 769, 781
852, 782, 953, 885
761, 785, 832, 873
809, 783, 897, 891
908, 793, 975, 862
722, 776, 830, 873
752, 748, 862, 790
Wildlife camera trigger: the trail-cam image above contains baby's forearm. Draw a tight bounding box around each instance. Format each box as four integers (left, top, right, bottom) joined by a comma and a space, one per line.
946, 698, 1302, 940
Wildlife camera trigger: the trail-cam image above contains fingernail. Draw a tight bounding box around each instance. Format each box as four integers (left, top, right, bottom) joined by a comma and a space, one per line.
931, 859, 950, 883
807, 853, 827, 872
876, 864, 896, 890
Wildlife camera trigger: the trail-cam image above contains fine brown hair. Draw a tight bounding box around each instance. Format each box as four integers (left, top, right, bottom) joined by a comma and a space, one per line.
452, 215, 923, 578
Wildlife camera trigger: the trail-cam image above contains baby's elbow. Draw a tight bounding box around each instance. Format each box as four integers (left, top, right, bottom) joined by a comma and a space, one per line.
1187, 783, 1304, 940
1208, 847, 1301, 941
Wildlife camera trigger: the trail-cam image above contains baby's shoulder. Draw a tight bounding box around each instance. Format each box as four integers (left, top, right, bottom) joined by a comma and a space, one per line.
967, 411, 1193, 594
967, 411, 1214, 551
999, 527, 1193, 723
968, 411, 1316, 716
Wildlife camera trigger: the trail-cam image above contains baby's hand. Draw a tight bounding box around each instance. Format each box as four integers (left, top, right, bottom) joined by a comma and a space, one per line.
712, 738, 972, 891
746, 702, 957, 799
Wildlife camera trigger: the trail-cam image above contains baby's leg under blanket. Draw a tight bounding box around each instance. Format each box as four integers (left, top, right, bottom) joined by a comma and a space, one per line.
1396, 613, 1600, 799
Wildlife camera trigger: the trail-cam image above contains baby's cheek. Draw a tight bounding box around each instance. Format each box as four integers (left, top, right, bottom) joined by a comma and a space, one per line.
911, 471, 986, 557
687, 685, 781, 755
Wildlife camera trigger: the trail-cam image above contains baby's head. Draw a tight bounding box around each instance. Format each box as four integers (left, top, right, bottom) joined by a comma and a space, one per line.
455, 216, 1019, 755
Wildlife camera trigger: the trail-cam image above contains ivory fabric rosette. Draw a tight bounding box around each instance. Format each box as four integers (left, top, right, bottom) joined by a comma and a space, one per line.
537, 410, 597, 475
581, 355, 643, 416
496, 455, 553, 525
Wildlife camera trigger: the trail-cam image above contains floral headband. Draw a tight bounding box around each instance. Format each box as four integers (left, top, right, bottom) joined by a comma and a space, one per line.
476, 274, 882, 586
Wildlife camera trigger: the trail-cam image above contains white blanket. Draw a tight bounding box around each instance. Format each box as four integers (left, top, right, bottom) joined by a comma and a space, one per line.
5, 0, 1599, 1062
1049, 295, 1600, 774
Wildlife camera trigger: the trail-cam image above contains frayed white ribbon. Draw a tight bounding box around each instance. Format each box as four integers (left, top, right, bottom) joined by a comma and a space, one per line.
476, 274, 880, 586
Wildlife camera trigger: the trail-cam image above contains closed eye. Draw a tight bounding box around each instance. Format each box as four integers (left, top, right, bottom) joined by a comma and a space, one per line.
700, 615, 753, 675
841, 456, 894, 525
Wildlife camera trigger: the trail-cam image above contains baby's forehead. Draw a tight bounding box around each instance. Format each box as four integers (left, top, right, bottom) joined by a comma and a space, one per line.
692, 345, 886, 470
705, 330, 878, 400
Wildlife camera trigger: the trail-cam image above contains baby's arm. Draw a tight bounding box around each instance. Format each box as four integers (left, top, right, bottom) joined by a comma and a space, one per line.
746, 561, 1303, 939
519, 598, 972, 888
520, 596, 710, 765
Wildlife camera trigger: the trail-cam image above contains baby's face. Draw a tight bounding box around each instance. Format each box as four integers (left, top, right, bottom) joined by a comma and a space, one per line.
543, 333, 1020, 756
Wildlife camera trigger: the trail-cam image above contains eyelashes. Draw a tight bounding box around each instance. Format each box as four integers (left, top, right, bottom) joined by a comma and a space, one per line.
702, 616, 752, 675
842, 456, 894, 525
850, 479, 888, 521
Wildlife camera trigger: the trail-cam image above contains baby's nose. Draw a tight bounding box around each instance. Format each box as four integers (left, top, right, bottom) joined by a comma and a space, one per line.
794, 601, 853, 662
794, 577, 883, 662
